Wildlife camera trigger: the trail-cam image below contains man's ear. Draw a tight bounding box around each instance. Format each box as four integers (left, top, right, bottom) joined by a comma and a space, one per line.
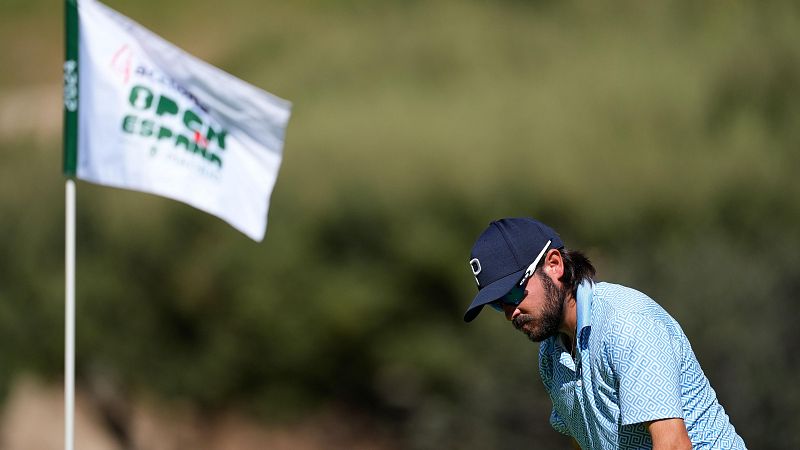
543, 249, 564, 280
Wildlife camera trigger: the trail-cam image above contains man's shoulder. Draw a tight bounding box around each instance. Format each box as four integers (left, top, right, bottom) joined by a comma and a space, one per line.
591, 281, 684, 343
592, 282, 664, 318
593, 281, 652, 303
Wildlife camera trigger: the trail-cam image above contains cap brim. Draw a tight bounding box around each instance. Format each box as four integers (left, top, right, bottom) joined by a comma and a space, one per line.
463, 268, 525, 322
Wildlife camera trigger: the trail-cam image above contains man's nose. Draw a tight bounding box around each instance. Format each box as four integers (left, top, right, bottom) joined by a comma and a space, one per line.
502, 303, 516, 321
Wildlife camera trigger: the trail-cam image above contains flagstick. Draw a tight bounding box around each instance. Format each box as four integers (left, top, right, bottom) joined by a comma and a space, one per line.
65, 179, 76, 450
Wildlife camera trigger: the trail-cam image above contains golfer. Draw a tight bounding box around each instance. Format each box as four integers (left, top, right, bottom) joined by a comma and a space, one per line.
464, 217, 746, 449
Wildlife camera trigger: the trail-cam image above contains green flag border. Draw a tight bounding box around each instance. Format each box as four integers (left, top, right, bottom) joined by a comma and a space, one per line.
63, 0, 79, 176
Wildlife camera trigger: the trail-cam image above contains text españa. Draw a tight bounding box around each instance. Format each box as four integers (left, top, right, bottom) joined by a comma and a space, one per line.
120, 85, 227, 168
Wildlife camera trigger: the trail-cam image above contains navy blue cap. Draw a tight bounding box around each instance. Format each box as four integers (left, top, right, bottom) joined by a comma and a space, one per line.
464, 218, 563, 322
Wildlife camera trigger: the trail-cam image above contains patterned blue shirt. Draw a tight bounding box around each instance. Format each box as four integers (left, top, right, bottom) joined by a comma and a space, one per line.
538, 281, 746, 449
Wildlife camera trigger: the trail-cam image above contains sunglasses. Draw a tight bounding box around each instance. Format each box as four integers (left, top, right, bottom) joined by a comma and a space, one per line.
489, 240, 551, 312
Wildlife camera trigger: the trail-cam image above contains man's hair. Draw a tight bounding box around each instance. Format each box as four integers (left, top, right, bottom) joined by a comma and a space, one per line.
538, 248, 596, 297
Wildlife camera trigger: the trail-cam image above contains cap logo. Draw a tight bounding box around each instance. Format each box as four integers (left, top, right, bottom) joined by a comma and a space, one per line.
469, 258, 482, 286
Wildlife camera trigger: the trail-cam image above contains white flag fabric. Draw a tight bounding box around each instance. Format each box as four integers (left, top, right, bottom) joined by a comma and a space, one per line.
64, 0, 291, 241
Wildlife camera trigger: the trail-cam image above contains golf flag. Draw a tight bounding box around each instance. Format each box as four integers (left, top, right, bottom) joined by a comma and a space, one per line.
63, 0, 291, 241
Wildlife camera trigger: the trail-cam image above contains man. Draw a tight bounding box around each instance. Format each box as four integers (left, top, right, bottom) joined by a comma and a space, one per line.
464, 217, 746, 450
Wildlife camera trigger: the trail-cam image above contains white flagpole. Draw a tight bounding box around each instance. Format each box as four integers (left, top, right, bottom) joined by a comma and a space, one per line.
65, 179, 76, 450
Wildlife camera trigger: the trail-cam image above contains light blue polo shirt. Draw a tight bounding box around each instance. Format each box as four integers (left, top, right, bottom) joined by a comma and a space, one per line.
538, 281, 746, 449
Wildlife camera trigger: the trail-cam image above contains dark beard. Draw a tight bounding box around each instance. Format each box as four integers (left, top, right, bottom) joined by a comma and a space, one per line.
511, 273, 567, 342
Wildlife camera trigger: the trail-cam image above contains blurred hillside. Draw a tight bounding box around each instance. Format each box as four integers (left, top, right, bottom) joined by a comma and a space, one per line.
1, 0, 799, 448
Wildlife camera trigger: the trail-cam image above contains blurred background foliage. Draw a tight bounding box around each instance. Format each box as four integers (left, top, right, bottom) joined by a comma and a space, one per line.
1, 0, 799, 448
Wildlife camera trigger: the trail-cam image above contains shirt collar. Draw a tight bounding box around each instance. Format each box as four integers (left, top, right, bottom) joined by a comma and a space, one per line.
576, 279, 593, 351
